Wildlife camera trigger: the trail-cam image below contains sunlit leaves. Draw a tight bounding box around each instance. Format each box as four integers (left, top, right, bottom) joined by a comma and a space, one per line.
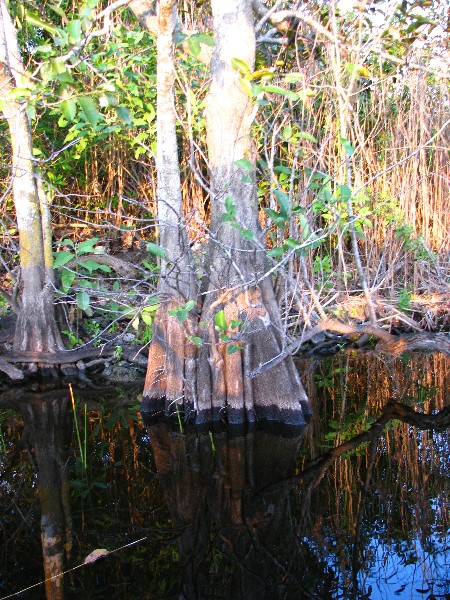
214, 310, 227, 332
186, 32, 214, 59
78, 96, 102, 127
231, 57, 251, 76
67, 20, 82, 43
25, 10, 58, 35
60, 98, 77, 121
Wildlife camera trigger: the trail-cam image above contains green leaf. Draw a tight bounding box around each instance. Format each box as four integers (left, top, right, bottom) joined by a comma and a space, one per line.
67, 19, 82, 42
225, 195, 236, 215
238, 77, 255, 98
337, 184, 352, 201
50, 58, 66, 75
221, 213, 234, 223
234, 158, 253, 171
61, 98, 77, 122
284, 72, 304, 83
192, 33, 214, 47
185, 300, 196, 312
49, 4, 67, 19
77, 237, 99, 255
80, 260, 112, 273
214, 310, 227, 332
274, 189, 290, 218
298, 131, 317, 143
116, 106, 133, 125
267, 247, 284, 258
262, 85, 298, 101
240, 228, 254, 241
25, 10, 59, 35
141, 311, 153, 326
187, 35, 202, 58
227, 344, 242, 355
53, 251, 73, 268
78, 96, 101, 127
284, 238, 301, 249
61, 268, 76, 292
56, 238, 75, 248
231, 58, 251, 75
76, 290, 90, 311
34, 44, 53, 54
265, 208, 287, 228
340, 137, 355, 157
146, 242, 166, 258
187, 335, 203, 348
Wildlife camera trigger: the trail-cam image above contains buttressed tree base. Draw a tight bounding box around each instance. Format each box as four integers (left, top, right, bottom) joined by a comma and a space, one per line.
139, 0, 311, 426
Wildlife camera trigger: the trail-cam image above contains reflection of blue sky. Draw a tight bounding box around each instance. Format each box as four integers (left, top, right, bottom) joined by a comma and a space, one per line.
302, 526, 449, 600
359, 533, 449, 600
303, 421, 450, 599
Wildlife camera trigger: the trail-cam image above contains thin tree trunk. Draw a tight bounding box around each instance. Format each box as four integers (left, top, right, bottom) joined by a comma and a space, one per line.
0, 0, 63, 353
136, 0, 198, 416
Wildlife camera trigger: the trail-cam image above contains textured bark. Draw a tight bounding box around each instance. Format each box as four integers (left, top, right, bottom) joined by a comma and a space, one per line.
0, 0, 64, 353
140, 0, 198, 415
137, 0, 310, 425
196, 0, 310, 425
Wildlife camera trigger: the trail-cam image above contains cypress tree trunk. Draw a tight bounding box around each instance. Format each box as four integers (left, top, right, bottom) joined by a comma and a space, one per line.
139, 0, 198, 416
0, 0, 63, 353
138, 0, 309, 425
196, 0, 309, 425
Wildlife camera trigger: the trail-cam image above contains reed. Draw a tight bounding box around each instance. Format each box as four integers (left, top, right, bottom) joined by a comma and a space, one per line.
69, 384, 87, 471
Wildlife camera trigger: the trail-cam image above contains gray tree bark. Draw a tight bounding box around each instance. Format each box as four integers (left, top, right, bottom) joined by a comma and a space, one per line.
0, 0, 64, 353
196, 0, 310, 425
138, 0, 198, 415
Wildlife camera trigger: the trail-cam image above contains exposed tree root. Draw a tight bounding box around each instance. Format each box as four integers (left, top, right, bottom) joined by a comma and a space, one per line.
0, 357, 23, 379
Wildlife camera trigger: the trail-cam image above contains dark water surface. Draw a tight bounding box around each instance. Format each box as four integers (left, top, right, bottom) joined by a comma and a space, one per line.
0, 351, 449, 599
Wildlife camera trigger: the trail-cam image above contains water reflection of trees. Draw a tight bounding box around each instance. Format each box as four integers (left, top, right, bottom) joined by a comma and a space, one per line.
0, 352, 448, 599
143, 388, 449, 598
297, 351, 450, 598
0, 389, 72, 600
144, 422, 322, 599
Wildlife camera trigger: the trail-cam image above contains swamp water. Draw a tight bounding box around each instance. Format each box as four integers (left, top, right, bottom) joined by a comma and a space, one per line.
0, 351, 449, 600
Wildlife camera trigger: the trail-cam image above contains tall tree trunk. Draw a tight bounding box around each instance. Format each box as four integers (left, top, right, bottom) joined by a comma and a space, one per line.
136, 0, 310, 425
196, 0, 310, 425
0, 0, 64, 353
137, 0, 198, 416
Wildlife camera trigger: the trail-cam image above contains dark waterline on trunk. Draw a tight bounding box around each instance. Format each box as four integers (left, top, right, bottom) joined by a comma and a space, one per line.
0, 351, 449, 599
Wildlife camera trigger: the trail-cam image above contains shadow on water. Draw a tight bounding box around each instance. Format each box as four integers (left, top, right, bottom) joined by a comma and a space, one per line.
0, 351, 449, 599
